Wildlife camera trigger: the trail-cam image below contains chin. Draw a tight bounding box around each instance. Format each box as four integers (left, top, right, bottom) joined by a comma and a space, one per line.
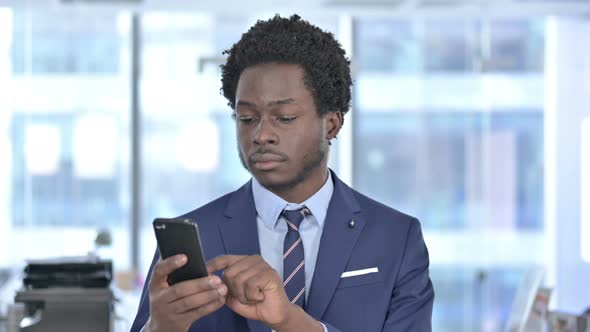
253, 170, 298, 192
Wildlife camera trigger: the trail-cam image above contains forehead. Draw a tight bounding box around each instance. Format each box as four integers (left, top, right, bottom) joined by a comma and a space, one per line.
236, 63, 311, 101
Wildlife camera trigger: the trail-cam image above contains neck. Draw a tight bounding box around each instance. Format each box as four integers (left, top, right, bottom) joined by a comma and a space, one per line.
269, 167, 329, 203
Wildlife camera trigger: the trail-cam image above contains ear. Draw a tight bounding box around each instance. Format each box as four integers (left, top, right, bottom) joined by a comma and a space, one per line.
324, 111, 342, 141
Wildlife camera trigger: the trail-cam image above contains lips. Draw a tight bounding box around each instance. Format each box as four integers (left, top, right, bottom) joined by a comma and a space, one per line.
250, 153, 285, 163
249, 152, 286, 171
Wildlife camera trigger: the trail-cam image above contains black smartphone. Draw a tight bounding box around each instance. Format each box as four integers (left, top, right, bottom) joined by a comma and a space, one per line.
153, 218, 208, 285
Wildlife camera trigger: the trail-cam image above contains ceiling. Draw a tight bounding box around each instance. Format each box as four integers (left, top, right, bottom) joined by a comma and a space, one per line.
0, 0, 589, 17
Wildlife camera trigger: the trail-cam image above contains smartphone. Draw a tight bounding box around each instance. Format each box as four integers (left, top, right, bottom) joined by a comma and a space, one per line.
153, 218, 208, 285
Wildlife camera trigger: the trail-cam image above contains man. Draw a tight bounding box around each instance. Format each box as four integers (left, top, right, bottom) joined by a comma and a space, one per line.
131, 14, 434, 332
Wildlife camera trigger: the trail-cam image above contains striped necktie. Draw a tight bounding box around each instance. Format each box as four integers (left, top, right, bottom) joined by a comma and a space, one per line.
281, 207, 310, 308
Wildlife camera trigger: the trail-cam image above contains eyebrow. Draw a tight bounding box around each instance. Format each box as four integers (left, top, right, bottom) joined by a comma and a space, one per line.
269, 98, 295, 106
236, 98, 295, 108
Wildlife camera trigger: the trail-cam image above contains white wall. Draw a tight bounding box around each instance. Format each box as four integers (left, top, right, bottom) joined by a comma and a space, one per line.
0, 8, 12, 266
545, 16, 590, 312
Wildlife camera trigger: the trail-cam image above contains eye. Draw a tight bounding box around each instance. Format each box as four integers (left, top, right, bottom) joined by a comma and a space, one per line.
277, 116, 297, 124
238, 116, 257, 124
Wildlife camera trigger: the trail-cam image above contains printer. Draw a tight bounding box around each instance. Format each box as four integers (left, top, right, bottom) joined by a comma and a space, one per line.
12, 256, 114, 332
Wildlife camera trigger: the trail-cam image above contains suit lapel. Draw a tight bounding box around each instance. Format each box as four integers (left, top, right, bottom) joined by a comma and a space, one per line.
306, 171, 365, 320
219, 180, 261, 257
218, 181, 269, 332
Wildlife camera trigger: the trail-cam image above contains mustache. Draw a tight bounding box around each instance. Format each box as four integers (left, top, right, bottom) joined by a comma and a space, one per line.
248, 149, 288, 162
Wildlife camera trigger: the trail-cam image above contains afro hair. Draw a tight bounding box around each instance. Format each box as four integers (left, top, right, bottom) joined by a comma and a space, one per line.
220, 14, 352, 123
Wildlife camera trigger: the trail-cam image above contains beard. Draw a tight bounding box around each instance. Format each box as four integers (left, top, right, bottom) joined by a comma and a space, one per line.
238, 139, 328, 193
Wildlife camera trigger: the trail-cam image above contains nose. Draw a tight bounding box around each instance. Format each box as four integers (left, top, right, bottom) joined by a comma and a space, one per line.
253, 118, 278, 145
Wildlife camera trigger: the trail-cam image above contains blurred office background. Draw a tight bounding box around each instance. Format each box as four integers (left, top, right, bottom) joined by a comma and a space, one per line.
0, 0, 589, 331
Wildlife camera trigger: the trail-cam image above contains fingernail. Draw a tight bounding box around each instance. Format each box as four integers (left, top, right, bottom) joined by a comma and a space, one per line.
209, 277, 221, 287
217, 285, 227, 296
176, 255, 187, 265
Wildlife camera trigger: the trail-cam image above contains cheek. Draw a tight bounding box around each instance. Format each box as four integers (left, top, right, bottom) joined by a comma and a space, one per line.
236, 138, 250, 159
237, 129, 250, 146
290, 133, 321, 157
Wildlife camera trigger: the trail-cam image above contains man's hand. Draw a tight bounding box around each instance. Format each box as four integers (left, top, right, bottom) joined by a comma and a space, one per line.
145, 254, 227, 332
207, 255, 323, 332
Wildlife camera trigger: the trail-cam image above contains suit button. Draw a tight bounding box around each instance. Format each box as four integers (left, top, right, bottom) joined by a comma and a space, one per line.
348, 219, 355, 228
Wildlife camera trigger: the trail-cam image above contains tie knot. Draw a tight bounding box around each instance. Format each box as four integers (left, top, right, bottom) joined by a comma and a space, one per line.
281, 207, 311, 231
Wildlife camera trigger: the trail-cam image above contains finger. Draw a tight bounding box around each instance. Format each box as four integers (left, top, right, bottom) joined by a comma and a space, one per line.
171, 284, 228, 314
220, 255, 270, 285
182, 295, 226, 322
160, 275, 223, 304
224, 258, 269, 304
242, 277, 265, 303
244, 269, 276, 302
149, 255, 187, 293
225, 294, 251, 315
207, 255, 246, 273
222, 255, 265, 277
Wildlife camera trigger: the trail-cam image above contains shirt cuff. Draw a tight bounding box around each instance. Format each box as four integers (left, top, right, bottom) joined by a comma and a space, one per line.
321, 321, 328, 332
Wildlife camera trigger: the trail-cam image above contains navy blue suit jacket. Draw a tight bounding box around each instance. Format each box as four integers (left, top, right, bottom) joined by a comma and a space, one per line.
130, 171, 434, 331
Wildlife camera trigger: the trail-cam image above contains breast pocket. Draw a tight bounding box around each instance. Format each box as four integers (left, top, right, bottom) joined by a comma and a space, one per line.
336, 270, 383, 289
326, 270, 388, 332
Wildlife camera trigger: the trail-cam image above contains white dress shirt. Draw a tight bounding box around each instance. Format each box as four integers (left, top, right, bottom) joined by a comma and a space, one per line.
252, 171, 333, 332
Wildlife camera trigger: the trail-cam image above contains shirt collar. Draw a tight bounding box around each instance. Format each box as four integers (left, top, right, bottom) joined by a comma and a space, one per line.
252, 170, 334, 230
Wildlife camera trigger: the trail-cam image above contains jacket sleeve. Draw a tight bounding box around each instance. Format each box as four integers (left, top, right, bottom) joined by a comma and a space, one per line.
322, 321, 343, 332
129, 250, 160, 332
381, 219, 434, 331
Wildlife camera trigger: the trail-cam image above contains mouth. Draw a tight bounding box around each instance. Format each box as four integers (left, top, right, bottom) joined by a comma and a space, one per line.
249, 152, 286, 171
252, 160, 283, 171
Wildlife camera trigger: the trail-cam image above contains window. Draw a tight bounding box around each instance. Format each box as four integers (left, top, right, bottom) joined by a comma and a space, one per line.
1, 7, 132, 270
582, 118, 590, 262
354, 18, 545, 331
0, 8, 550, 330
11, 9, 121, 74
